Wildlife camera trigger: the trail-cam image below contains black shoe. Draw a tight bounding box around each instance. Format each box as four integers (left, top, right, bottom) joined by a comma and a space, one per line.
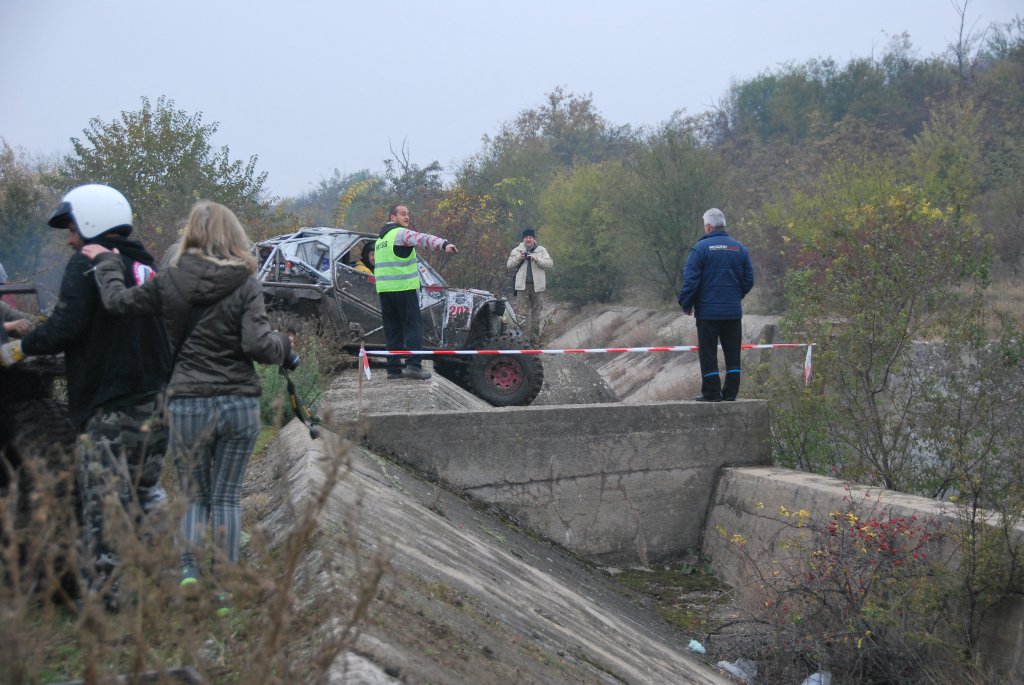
403, 367, 431, 380
387, 371, 404, 380
103, 589, 121, 614
693, 394, 722, 402
722, 397, 737, 401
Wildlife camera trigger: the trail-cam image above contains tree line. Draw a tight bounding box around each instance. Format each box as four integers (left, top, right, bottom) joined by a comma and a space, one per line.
2, 12, 1024, 677
1, 18, 1020, 304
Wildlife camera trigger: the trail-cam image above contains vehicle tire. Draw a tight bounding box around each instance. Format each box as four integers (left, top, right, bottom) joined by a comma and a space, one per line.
433, 357, 467, 387
464, 336, 544, 407
0, 397, 80, 599
1, 398, 76, 494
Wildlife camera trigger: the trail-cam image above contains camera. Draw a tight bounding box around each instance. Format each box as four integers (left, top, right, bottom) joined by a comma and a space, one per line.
282, 351, 301, 371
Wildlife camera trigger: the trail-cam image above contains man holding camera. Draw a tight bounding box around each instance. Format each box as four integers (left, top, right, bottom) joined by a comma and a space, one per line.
507, 228, 553, 344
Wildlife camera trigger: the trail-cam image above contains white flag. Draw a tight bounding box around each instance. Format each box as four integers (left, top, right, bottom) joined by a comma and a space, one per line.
803, 344, 814, 386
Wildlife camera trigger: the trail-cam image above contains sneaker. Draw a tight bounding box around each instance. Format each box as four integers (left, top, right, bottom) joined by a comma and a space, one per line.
138, 484, 168, 513
103, 588, 121, 614
693, 394, 722, 402
180, 565, 199, 591
214, 593, 232, 618
402, 367, 431, 380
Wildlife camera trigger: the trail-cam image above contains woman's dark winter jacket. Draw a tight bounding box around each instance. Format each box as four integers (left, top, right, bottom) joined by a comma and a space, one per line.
93, 250, 288, 398
677, 229, 755, 320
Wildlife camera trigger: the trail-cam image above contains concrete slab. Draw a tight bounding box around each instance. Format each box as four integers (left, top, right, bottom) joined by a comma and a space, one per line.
324, 393, 771, 565
253, 419, 733, 684
320, 360, 493, 415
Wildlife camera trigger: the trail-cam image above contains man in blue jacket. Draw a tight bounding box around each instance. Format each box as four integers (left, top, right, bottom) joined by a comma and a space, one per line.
678, 208, 755, 402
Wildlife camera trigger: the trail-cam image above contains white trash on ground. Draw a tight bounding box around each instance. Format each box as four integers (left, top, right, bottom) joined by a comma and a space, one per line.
716, 657, 758, 682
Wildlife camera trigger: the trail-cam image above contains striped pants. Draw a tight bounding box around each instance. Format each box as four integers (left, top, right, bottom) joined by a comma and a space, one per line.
168, 395, 259, 569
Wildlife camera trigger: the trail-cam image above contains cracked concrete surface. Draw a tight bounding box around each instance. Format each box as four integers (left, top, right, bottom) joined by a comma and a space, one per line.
253, 418, 732, 683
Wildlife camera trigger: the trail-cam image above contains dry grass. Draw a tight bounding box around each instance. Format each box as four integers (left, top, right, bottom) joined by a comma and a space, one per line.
0, 418, 388, 684
984, 278, 1024, 331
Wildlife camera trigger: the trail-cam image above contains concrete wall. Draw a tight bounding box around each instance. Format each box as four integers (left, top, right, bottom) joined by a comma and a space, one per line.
347, 401, 771, 566
705, 467, 1024, 677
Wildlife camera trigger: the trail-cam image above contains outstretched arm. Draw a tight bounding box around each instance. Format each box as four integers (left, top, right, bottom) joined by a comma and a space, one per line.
395, 227, 457, 253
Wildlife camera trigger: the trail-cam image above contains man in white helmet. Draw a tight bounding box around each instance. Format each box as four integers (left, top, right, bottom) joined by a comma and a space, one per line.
0, 184, 171, 610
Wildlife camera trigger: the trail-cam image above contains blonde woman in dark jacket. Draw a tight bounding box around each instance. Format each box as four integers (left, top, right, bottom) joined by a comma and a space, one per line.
82, 201, 292, 595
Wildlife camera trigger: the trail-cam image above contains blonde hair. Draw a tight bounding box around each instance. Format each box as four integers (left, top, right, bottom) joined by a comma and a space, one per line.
172, 201, 257, 273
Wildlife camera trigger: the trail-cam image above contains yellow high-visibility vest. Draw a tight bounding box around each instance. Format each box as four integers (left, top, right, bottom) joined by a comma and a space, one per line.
374, 227, 420, 293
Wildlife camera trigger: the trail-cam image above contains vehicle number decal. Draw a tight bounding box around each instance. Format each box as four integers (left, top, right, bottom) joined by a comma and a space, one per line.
444, 290, 473, 331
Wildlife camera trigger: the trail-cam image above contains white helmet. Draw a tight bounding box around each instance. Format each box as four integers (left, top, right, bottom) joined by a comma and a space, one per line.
48, 184, 133, 239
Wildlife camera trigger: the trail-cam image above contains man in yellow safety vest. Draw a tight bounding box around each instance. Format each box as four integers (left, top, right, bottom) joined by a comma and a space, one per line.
375, 204, 458, 380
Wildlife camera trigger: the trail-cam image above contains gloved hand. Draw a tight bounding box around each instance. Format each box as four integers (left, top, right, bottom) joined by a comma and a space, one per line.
0, 340, 26, 367
275, 330, 300, 371
281, 351, 301, 371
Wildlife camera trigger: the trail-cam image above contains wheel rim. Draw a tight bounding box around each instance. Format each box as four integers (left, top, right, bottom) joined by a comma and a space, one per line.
484, 357, 523, 393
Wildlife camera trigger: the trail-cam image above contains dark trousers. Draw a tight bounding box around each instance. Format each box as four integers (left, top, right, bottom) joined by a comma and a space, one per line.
379, 289, 423, 375
696, 318, 743, 400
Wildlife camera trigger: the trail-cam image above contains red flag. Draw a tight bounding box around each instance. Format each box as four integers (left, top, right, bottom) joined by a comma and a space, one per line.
360, 342, 371, 380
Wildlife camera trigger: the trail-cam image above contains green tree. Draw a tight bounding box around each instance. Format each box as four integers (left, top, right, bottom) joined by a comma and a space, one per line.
540, 162, 628, 304
910, 98, 984, 224
972, 19, 1024, 272
764, 158, 992, 492
719, 37, 956, 146
459, 87, 633, 233
620, 117, 726, 300
63, 96, 269, 256
422, 186, 509, 293
276, 169, 377, 229
0, 140, 64, 281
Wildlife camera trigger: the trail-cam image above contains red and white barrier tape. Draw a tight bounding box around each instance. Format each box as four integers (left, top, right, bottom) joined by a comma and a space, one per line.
361, 342, 811, 356
359, 343, 816, 385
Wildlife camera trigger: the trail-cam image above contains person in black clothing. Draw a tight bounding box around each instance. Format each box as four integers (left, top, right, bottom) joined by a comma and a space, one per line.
0, 184, 171, 608
354, 241, 375, 274
677, 208, 755, 402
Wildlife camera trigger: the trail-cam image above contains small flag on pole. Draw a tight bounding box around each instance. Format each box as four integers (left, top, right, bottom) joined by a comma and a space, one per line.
359, 342, 371, 380
803, 344, 814, 386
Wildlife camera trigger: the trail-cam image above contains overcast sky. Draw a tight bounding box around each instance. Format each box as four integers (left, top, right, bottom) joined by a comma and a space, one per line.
1, 0, 1020, 199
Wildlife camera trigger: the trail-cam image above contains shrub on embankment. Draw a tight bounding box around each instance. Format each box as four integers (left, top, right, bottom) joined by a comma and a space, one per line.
734, 158, 1024, 682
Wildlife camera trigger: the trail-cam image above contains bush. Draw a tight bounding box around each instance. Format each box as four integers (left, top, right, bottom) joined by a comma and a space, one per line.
257, 333, 325, 426
714, 489, 966, 684
1, 414, 386, 684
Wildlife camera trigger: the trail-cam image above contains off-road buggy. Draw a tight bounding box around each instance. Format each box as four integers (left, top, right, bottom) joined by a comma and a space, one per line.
0, 285, 75, 485
255, 227, 544, 406
0, 285, 78, 593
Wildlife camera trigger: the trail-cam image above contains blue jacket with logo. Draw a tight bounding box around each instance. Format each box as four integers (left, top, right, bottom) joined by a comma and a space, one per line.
677, 229, 754, 320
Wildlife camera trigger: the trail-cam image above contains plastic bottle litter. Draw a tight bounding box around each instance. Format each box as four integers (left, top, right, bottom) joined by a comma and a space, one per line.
687, 639, 705, 654
716, 657, 758, 682
800, 673, 832, 685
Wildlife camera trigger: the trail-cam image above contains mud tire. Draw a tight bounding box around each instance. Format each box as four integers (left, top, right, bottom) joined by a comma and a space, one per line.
0, 397, 80, 599
463, 335, 544, 407
0, 398, 77, 496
